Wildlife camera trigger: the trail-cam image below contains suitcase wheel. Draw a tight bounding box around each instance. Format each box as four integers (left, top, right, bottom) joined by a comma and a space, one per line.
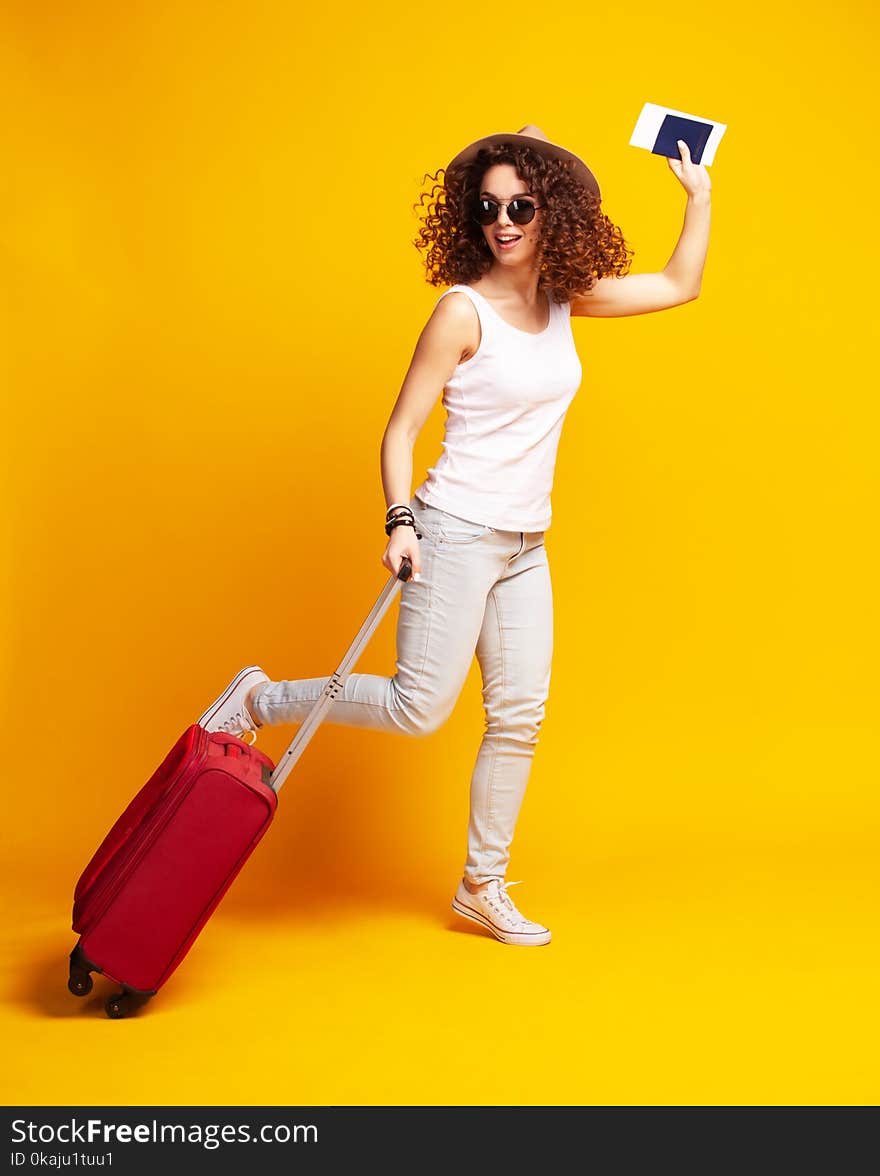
105, 994, 128, 1019
68, 971, 94, 997
105, 989, 152, 1019
68, 943, 95, 997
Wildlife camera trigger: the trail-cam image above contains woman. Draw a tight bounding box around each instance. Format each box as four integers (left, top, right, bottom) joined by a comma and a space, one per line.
197, 125, 712, 946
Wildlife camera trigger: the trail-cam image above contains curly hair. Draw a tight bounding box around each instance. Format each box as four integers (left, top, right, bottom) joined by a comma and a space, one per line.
412, 141, 634, 302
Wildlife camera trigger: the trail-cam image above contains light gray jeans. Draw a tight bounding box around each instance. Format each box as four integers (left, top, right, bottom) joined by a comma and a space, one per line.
250, 494, 553, 884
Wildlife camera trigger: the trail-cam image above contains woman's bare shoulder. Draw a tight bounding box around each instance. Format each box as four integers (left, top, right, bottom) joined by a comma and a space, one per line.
427, 288, 480, 364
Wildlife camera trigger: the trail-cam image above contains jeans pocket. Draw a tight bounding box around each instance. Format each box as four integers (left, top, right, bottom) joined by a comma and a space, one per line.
437, 510, 494, 545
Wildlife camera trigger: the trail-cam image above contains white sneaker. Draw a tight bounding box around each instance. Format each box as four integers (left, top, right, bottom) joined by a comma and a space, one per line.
452, 878, 551, 946
196, 665, 269, 745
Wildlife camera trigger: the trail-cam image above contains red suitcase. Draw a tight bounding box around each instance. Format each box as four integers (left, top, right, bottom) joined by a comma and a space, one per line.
68, 559, 412, 1018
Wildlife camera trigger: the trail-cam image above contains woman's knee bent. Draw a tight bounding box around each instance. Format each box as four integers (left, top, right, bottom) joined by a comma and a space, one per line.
393, 690, 457, 737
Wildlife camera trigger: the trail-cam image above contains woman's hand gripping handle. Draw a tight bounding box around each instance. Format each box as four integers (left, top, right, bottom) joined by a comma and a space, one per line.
383, 524, 421, 583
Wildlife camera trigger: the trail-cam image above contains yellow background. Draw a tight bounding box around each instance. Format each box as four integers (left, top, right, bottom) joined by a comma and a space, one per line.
3, 0, 878, 1106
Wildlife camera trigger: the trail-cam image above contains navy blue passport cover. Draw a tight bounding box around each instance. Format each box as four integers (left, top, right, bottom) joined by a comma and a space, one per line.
653, 114, 713, 164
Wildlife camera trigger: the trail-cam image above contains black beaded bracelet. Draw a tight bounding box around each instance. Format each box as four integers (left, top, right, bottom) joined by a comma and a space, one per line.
385, 517, 423, 540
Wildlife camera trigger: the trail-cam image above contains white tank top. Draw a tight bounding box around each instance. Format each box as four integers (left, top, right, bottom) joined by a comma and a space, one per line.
413, 283, 583, 531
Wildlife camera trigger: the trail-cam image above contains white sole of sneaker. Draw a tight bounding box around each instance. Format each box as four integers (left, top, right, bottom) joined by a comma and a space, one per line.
196, 665, 265, 729
451, 897, 552, 946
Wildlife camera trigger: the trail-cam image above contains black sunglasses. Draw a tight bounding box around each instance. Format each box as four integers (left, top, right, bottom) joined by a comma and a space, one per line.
474, 197, 545, 226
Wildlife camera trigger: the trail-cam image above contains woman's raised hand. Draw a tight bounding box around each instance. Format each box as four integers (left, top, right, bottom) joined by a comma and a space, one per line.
667, 139, 712, 199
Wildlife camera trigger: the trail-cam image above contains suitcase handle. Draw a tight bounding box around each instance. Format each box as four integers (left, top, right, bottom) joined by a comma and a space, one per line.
268, 556, 413, 793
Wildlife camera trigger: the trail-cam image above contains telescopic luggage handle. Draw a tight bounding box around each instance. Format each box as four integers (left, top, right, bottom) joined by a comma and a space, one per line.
268, 557, 413, 794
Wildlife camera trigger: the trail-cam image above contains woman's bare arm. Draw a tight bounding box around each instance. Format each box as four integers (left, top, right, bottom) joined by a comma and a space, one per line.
571, 140, 712, 318
380, 293, 476, 508
378, 293, 476, 577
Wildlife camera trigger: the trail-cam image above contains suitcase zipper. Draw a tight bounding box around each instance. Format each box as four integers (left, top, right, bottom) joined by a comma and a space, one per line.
78, 726, 213, 933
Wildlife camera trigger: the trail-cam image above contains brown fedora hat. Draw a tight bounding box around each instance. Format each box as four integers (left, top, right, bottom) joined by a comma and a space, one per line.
446, 124, 601, 201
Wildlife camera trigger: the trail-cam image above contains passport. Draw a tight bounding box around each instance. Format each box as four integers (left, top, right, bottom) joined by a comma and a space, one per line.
629, 102, 727, 165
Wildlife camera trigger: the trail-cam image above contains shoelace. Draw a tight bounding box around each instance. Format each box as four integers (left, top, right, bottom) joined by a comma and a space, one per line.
484, 880, 531, 927
221, 711, 257, 746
